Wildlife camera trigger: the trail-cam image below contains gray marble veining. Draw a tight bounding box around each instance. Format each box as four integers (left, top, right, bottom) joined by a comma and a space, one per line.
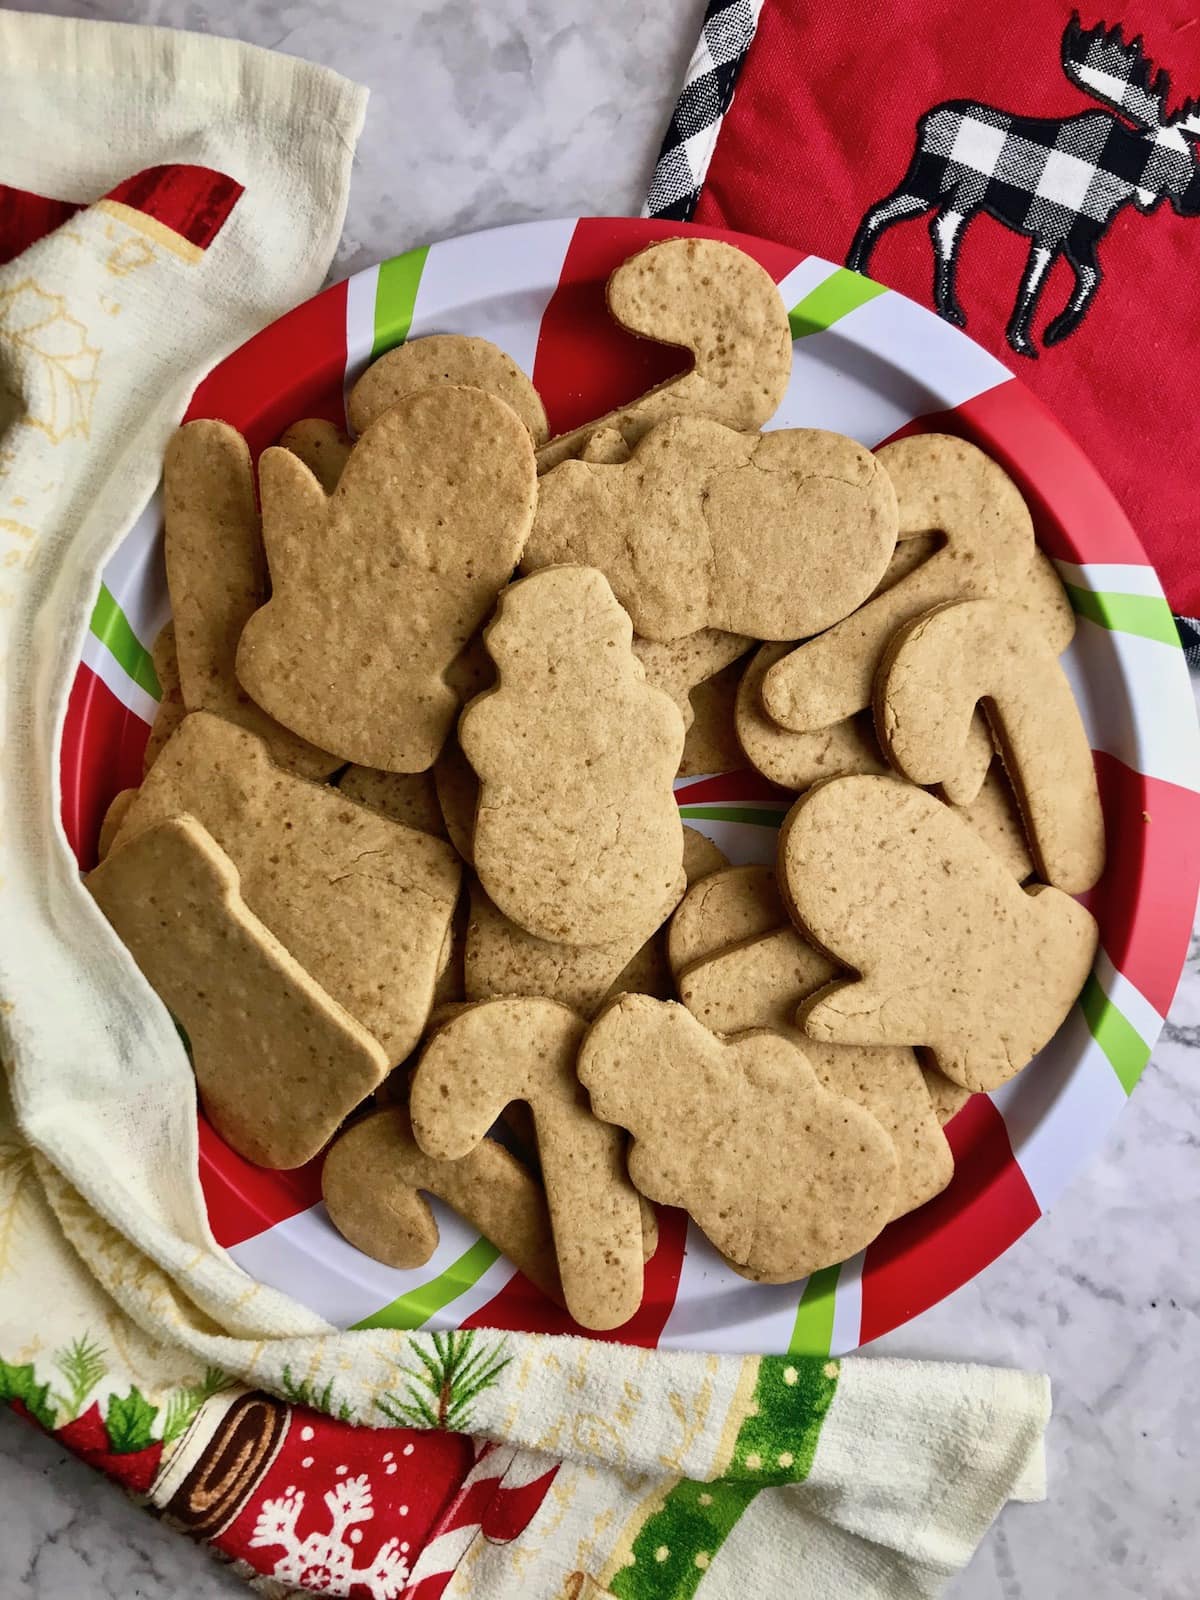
3, 0, 1199, 1595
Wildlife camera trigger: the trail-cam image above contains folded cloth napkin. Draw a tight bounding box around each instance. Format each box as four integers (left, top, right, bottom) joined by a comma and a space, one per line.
646, 0, 1200, 660
0, 11, 1049, 1597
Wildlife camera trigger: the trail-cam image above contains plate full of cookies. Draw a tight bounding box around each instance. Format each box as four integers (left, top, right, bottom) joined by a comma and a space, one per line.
69, 218, 1200, 1355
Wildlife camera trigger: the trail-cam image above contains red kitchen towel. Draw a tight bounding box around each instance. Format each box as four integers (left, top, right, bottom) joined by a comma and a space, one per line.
645, 1, 1200, 652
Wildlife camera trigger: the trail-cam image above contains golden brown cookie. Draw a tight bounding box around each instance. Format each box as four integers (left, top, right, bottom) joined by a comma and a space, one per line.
143, 621, 186, 775
579, 996, 898, 1280
162, 421, 339, 778
633, 628, 754, 731
678, 657, 750, 777
779, 775, 1098, 1092
236, 386, 537, 772
735, 642, 887, 791
875, 598, 1104, 892
666, 864, 783, 978
97, 788, 137, 861
278, 418, 352, 492
347, 333, 549, 444
464, 875, 685, 1019
603, 828, 730, 1003
111, 712, 461, 1062
761, 435, 1035, 733
949, 761, 1034, 881
89, 816, 387, 1169
536, 236, 793, 471
526, 418, 899, 641
336, 766, 447, 838
460, 567, 684, 946
677, 927, 951, 1219
411, 998, 646, 1330
322, 1105, 561, 1300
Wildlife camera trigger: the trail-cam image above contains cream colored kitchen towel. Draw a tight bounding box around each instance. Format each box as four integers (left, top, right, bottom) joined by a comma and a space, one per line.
0, 12, 1047, 1598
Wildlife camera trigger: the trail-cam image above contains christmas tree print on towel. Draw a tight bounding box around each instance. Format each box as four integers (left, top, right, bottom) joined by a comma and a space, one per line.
376, 1329, 512, 1432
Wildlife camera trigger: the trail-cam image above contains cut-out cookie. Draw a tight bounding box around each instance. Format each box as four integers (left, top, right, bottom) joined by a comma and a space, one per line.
603, 828, 730, 1003
735, 642, 887, 791
876, 598, 1104, 893
97, 789, 136, 861
110, 712, 461, 1062
322, 1105, 561, 1299
411, 999, 646, 1330
337, 766, 446, 839
579, 996, 898, 1280
950, 760, 1034, 881
143, 622, 186, 775
779, 775, 1098, 1092
89, 816, 387, 1169
633, 628, 753, 732
579, 425, 632, 465
526, 418, 899, 642
923, 1070, 972, 1126
761, 435, 1035, 733
679, 657, 750, 777
279, 418, 352, 492
236, 386, 537, 772
163, 421, 339, 779
678, 928, 951, 1219
433, 737, 479, 864
536, 236, 793, 471
460, 567, 684, 946
666, 864, 783, 978
347, 333, 549, 443
464, 874, 685, 1019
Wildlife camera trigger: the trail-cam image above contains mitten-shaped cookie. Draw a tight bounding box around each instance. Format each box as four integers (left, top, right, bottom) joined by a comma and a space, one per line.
525, 418, 898, 641
410, 998, 647, 1330
761, 436, 1035, 735
89, 817, 387, 1169
779, 776, 1098, 1092
579, 996, 898, 1280
537, 236, 793, 470
874, 598, 1104, 893
322, 1106, 563, 1301
460, 566, 685, 946
237, 385, 537, 772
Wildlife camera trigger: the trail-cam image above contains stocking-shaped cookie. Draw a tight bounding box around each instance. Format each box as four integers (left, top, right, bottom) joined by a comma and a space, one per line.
410, 999, 647, 1330
536, 236, 793, 470
460, 566, 684, 946
89, 817, 387, 1169
579, 996, 898, 1280
779, 776, 1098, 1092
875, 598, 1104, 893
323, 1106, 562, 1300
525, 418, 899, 641
761, 435, 1035, 737
236, 385, 537, 772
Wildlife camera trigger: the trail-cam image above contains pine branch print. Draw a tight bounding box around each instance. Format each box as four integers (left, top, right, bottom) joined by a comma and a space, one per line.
161, 1365, 231, 1443
279, 1365, 354, 1422
52, 1335, 107, 1420
376, 1330, 511, 1431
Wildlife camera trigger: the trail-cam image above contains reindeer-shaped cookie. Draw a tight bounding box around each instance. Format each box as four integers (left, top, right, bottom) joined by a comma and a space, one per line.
779, 776, 1098, 1093
875, 597, 1105, 893
579, 996, 898, 1281
525, 418, 899, 641
410, 998, 648, 1330
848, 18, 1200, 356
322, 1105, 564, 1300
460, 566, 685, 947
236, 385, 537, 772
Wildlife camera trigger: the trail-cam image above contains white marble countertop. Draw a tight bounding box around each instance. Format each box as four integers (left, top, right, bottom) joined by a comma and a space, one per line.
3, 1, 1199, 1596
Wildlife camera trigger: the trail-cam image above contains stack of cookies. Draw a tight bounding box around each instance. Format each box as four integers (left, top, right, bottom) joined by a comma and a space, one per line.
88, 236, 1104, 1331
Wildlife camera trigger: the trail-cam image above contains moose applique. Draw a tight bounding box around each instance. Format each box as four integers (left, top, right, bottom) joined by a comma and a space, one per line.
848, 17, 1200, 355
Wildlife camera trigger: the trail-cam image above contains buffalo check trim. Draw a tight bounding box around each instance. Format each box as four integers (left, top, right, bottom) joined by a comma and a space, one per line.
643, 0, 764, 222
